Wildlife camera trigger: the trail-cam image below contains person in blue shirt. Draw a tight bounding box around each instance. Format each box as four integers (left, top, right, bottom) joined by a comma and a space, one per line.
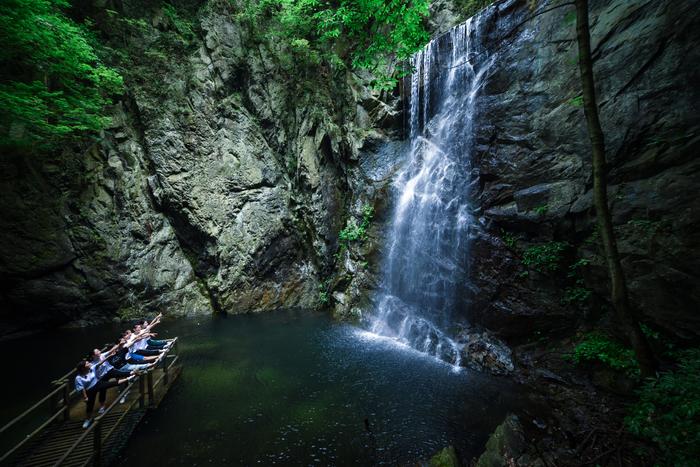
74, 356, 134, 428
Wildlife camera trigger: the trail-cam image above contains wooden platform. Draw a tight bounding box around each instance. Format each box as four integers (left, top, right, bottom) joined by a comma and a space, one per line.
1, 342, 181, 467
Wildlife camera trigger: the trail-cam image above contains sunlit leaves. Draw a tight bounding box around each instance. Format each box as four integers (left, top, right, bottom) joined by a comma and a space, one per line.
0, 0, 123, 148
239, 0, 430, 87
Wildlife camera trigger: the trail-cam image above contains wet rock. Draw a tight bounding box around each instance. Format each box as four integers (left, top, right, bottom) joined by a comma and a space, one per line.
428, 445, 460, 467
0, 2, 388, 332
458, 330, 515, 375
468, 0, 700, 339
475, 414, 527, 467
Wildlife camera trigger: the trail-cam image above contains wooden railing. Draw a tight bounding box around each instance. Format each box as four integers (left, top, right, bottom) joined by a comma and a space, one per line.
0, 338, 179, 467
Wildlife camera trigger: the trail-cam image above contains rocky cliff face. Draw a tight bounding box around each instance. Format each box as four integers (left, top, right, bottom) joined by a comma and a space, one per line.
463, 0, 700, 341
0, 0, 400, 334
1, 0, 698, 342
334, 0, 700, 344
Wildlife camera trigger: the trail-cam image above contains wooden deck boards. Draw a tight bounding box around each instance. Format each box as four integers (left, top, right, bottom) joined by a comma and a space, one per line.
9, 365, 181, 467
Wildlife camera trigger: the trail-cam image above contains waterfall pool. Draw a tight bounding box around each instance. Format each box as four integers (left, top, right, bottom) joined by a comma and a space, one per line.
1, 310, 530, 465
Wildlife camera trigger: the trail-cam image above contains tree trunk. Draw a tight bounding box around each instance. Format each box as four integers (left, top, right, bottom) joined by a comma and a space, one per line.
574, 0, 657, 378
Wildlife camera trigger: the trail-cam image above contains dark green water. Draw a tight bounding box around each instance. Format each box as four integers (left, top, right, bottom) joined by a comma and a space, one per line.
1, 310, 527, 465
119, 310, 524, 465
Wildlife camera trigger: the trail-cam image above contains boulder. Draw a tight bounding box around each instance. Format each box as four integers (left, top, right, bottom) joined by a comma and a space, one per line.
429, 445, 460, 467
475, 414, 526, 467
458, 331, 515, 375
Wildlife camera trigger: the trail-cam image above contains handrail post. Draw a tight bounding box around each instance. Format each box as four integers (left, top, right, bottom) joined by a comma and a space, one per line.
139, 374, 146, 409
50, 383, 59, 415
93, 419, 102, 467
62, 380, 70, 421
147, 370, 154, 407
163, 351, 169, 386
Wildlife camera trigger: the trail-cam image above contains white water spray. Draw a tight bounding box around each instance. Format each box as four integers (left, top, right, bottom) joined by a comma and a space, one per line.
366, 18, 492, 368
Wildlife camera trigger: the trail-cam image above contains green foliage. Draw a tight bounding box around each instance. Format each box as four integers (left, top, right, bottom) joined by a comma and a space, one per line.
117, 305, 142, 321
0, 0, 123, 148
627, 219, 656, 231
339, 204, 374, 247
639, 323, 659, 340
105, 8, 149, 31
571, 332, 639, 377
562, 286, 591, 305
569, 258, 590, 270
453, 0, 493, 19
339, 219, 363, 244
562, 257, 591, 305
563, 10, 576, 26
533, 204, 549, 215
318, 279, 331, 305
237, 0, 430, 87
501, 229, 517, 249
318, 290, 330, 304
162, 3, 196, 43
568, 95, 583, 107
639, 323, 680, 358
522, 241, 567, 273
584, 228, 600, 244
625, 349, 700, 466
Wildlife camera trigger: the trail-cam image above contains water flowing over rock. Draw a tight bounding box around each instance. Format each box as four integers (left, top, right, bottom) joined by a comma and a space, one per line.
367, 19, 492, 366
1, 0, 698, 346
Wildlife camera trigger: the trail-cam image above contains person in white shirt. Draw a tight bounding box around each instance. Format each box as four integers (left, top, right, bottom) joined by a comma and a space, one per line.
74, 357, 134, 428
137, 317, 173, 348
127, 314, 171, 357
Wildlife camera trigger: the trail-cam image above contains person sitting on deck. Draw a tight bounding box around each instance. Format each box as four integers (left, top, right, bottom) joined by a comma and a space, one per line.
123, 329, 164, 359
113, 336, 160, 367
125, 316, 171, 358
92, 347, 147, 404
132, 314, 172, 351
132, 324, 169, 352
136, 316, 173, 349
75, 357, 135, 429
133, 314, 172, 350
91, 347, 134, 380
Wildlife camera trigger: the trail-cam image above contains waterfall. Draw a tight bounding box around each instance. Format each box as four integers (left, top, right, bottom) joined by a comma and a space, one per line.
367, 18, 491, 366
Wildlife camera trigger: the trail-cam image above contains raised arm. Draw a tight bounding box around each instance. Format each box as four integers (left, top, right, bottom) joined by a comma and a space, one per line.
94, 346, 117, 368
146, 313, 162, 331
124, 333, 148, 348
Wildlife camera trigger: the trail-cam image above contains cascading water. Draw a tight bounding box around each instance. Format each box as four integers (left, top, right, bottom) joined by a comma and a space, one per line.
367, 18, 492, 366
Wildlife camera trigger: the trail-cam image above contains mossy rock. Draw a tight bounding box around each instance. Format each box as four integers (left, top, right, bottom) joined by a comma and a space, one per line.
429, 445, 460, 467
475, 414, 525, 467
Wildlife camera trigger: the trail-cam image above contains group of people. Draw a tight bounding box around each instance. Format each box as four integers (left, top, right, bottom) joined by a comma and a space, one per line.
74, 313, 174, 428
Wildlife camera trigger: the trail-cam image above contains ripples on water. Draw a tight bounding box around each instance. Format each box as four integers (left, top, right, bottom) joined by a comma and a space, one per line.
110, 310, 524, 466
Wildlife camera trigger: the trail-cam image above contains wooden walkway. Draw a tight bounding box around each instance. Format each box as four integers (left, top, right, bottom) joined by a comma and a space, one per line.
0, 340, 181, 467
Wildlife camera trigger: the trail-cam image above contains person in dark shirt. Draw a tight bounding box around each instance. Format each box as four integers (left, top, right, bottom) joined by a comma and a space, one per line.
109, 338, 156, 371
